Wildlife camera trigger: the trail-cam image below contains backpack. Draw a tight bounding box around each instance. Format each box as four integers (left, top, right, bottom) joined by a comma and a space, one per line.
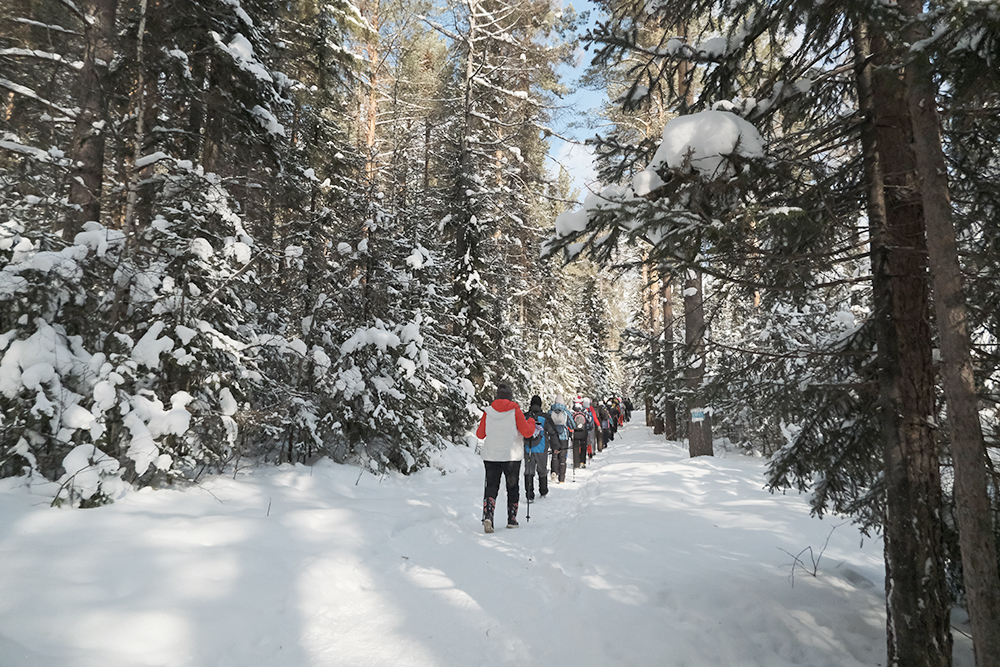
525, 413, 545, 451
549, 410, 569, 441
573, 410, 588, 430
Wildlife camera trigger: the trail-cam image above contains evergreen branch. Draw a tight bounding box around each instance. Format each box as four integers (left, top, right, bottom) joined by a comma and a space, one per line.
0, 48, 83, 70
12, 17, 80, 36
0, 77, 78, 118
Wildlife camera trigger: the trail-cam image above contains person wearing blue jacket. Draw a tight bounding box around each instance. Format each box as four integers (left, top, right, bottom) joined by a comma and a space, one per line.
523, 395, 549, 500
545, 394, 573, 483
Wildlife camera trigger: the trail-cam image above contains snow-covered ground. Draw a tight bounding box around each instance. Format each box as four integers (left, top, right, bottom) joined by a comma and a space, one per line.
0, 423, 973, 666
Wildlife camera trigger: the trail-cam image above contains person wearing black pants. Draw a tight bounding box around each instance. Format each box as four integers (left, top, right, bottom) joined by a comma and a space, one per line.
545, 395, 572, 483
523, 395, 549, 500
475, 383, 536, 532
483, 460, 521, 527
570, 400, 592, 470
573, 429, 588, 469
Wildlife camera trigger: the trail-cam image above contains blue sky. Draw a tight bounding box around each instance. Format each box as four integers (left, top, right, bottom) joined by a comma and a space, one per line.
546, 1, 605, 202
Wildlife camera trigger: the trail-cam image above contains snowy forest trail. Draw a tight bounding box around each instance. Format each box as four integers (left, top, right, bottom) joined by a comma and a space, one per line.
1, 424, 896, 667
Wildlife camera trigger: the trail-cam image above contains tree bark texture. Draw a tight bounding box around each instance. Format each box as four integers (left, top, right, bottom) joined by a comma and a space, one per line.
684, 268, 712, 457
856, 24, 952, 667
651, 268, 663, 435
899, 5, 1000, 665
63, 0, 118, 236
661, 275, 677, 440
643, 260, 655, 427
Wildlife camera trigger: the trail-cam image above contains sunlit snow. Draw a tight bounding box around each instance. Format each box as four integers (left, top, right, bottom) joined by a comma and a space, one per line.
0, 424, 947, 667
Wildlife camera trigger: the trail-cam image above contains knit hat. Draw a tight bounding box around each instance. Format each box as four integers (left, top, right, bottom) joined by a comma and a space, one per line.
495, 383, 513, 401
553, 394, 565, 406
530, 395, 542, 409
582, 397, 591, 408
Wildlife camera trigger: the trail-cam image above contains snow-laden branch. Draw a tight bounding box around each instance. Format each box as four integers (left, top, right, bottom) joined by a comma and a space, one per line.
419, 16, 463, 46
12, 17, 80, 35
0, 140, 58, 163
470, 76, 540, 107
0, 77, 78, 118
0, 48, 83, 70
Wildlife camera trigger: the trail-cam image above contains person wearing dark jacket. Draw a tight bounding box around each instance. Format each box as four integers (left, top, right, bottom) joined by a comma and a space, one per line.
545, 395, 573, 483
523, 395, 549, 500
570, 400, 592, 469
597, 403, 613, 451
476, 383, 536, 533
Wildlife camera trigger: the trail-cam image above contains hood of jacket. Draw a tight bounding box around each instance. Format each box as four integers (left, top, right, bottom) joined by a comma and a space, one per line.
490, 398, 520, 413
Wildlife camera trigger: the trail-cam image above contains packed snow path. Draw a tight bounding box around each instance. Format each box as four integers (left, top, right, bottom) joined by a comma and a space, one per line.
1, 424, 896, 666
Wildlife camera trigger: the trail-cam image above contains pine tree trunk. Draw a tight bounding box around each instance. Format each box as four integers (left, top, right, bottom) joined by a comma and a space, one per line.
123, 0, 150, 245
684, 268, 712, 457
855, 23, 952, 667
661, 275, 677, 440
63, 0, 118, 236
650, 267, 663, 435
643, 260, 655, 427
900, 5, 1000, 665
185, 52, 206, 164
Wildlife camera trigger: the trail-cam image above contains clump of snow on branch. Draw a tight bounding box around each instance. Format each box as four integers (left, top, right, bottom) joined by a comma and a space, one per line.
632, 110, 765, 196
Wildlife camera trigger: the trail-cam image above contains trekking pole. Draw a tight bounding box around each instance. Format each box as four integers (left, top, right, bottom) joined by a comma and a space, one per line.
525, 447, 531, 523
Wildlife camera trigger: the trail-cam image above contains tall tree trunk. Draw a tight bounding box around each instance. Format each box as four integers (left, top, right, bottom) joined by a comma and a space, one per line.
661, 273, 677, 439
361, 0, 381, 185
185, 52, 206, 164
674, 22, 708, 456
856, 23, 952, 667
900, 5, 1000, 665
123, 0, 149, 247
643, 259, 655, 427
424, 118, 431, 191
684, 268, 712, 457
650, 264, 663, 435
63, 0, 118, 236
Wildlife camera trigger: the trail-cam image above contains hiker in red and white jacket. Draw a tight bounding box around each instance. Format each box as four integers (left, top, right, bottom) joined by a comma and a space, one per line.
476, 383, 536, 533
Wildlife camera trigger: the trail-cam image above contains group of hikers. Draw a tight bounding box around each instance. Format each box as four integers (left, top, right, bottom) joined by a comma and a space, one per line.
475, 383, 633, 533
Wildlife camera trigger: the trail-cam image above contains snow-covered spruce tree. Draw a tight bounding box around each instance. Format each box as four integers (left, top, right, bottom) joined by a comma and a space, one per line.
429, 0, 578, 403
239, 0, 372, 466
578, 276, 614, 398
281, 2, 478, 469
96, 0, 316, 480
382, 28, 477, 445
522, 169, 583, 401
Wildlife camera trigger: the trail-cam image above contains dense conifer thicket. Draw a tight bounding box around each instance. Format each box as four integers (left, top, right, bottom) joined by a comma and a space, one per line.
0, 0, 631, 503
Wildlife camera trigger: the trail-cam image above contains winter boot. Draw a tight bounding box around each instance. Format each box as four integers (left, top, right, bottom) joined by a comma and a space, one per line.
506, 502, 519, 529
483, 497, 496, 533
